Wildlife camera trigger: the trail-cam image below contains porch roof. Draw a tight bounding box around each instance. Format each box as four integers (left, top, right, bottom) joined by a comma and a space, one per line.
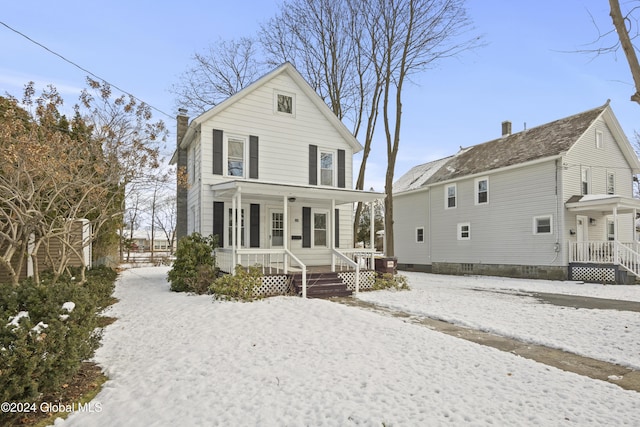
209, 180, 384, 205
565, 194, 640, 214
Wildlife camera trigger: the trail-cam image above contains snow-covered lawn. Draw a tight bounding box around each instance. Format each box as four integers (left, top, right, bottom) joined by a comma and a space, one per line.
358, 272, 640, 370
57, 267, 640, 426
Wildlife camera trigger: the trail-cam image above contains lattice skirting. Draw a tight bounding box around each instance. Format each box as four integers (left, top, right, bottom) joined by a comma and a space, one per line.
254, 275, 290, 297
569, 263, 619, 284
339, 270, 375, 291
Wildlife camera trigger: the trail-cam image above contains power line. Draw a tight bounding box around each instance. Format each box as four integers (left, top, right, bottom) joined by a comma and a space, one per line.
0, 20, 174, 121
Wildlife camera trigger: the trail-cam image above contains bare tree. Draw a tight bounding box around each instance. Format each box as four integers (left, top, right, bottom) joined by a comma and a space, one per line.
171, 37, 267, 114
363, 0, 480, 256
609, 0, 640, 105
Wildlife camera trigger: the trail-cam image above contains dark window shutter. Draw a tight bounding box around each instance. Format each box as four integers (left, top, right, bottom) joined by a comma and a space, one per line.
309, 145, 317, 185
250, 204, 260, 248
213, 201, 224, 247
337, 149, 345, 188
334, 208, 340, 247
302, 207, 311, 248
213, 129, 223, 175
249, 136, 259, 179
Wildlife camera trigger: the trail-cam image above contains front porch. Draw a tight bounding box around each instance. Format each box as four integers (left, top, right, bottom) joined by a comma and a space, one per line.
211, 179, 385, 297
568, 241, 640, 284
566, 195, 640, 284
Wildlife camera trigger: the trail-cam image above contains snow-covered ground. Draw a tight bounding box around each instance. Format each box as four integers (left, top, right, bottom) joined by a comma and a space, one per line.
56, 267, 640, 426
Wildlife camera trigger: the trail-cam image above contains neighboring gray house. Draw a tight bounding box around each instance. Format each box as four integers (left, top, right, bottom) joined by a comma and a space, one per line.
394, 101, 640, 283
170, 63, 383, 296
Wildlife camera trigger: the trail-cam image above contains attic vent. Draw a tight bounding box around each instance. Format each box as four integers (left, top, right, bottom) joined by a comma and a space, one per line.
501, 120, 512, 136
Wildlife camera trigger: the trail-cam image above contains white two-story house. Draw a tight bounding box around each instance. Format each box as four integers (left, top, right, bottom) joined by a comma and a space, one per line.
171, 63, 383, 297
394, 101, 640, 284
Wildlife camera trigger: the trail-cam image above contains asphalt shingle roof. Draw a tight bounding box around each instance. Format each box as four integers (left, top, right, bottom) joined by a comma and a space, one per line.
395, 102, 609, 191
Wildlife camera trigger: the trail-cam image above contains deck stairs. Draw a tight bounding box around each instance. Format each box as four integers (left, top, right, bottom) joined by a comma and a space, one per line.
290, 272, 352, 298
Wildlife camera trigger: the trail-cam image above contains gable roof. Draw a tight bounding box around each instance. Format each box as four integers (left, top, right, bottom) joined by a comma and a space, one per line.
426, 102, 609, 185
394, 101, 639, 193
393, 156, 452, 193
179, 62, 363, 153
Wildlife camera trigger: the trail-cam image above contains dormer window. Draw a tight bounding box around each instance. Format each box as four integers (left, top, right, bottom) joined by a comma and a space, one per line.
275, 91, 295, 116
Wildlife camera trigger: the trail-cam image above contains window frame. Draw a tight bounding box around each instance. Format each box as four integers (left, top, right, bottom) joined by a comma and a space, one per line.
445, 184, 457, 209
416, 227, 425, 243
596, 130, 604, 149
228, 208, 246, 248
606, 171, 615, 195
475, 177, 489, 205
607, 219, 615, 241
318, 149, 336, 187
533, 215, 553, 235
224, 135, 247, 178
457, 222, 471, 240
274, 90, 296, 116
312, 209, 329, 248
581, 167, 591, 195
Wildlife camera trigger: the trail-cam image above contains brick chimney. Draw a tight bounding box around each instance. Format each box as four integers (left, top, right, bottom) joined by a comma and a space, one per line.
501, 120, 512, 137
175, 109, 189, 241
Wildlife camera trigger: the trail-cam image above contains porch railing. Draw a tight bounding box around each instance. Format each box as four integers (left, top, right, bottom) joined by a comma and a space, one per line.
568, 241, 640, 277
332, 249, 360, 293
334, 248, 380, 271
215, 248, 287, 274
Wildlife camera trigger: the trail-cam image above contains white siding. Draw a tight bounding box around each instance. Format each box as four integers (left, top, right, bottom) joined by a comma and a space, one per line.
394, 190, 430, 265
562, 117, 636, 246
431, 160, 562, 266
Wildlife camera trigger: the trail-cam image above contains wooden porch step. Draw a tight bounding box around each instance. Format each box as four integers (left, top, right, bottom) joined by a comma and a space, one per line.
290, 272, 353, 298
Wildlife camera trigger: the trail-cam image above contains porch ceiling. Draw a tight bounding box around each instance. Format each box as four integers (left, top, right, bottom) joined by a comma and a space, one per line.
209, 180, 384, 205
565, 194, 640, 214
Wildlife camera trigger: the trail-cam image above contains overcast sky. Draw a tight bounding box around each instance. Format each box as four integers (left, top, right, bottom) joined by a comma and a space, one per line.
1, 0, 638, 191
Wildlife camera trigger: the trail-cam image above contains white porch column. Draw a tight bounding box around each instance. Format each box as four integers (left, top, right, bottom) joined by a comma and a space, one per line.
614, 206, 619, 265
331, 199, 336, 272
370, 201, 375, 268
231, 192, 237, 274
236, 189, 242, 257
283, 195, 288, 274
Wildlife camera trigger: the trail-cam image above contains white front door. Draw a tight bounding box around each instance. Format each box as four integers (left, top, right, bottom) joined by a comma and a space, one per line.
576, 215, 589, 261
269, 210, 284, 248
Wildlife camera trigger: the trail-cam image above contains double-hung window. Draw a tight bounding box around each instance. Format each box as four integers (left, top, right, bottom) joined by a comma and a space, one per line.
320, 151, 334, 186
228, 208, 245, 247
607, 172, 615, 195
457, 222, 471, 240
445, 184, 457, 209
475, 177, 488, 205
227, 137, 245, 177
581, 168, 590, 195
533, 216, 552, 234
416, 227, 424, 243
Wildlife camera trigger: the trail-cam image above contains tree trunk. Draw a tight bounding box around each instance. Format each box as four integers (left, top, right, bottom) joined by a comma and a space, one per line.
610, 0, 640, 105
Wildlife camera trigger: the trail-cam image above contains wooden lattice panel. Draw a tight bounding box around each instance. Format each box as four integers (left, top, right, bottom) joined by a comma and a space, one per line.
339, 270, 375, 291
570, 266, 615, 283
255, 275, 291, 297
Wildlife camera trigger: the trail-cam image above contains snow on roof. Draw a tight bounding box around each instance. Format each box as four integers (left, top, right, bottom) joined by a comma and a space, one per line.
393, 156, 452, 193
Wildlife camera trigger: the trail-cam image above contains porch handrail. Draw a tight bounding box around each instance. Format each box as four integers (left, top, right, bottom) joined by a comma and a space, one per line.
332, 249, 360, 294
615, 241, 640, 277
284, 249, 307, 298
337, 248, 381, 270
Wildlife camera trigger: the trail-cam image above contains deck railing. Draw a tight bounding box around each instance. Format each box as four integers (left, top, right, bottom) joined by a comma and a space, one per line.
332, 249, 360, 293
215, 248, 287, 274
569, 241, 640, 277
334, 248, 380, 271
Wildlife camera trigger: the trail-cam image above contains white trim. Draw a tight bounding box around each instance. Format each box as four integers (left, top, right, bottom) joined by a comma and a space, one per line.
445, 183, 457, 209
457, 222, 471, 240
606, 171, 615, 195
474, 177, 489, 205
596, 129, 604, 149
224, 134, 248, 178
533, 215, 553, 235
311, 208, 329, 248
274, 89, 296, 117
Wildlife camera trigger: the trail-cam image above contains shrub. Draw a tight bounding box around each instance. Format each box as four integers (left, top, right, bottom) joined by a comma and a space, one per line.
167, 233, 218, 294
210, 265, 263, 301
373, 273, 410, 291
0, 267, 116, 422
